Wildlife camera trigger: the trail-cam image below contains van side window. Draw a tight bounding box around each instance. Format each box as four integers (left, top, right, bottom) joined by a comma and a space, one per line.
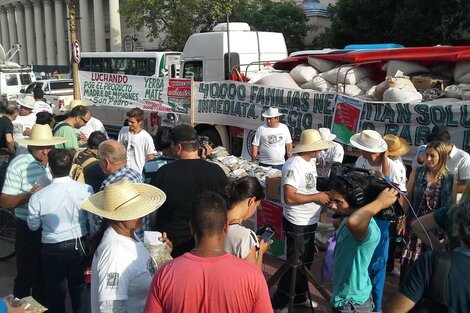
20, 74, 33, 85
5, 74, 18, 86
182, 61, 203, 81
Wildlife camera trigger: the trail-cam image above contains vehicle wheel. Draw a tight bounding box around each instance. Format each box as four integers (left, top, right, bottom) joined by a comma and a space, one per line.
0, 208, 16, 261
200, 129, 222, 147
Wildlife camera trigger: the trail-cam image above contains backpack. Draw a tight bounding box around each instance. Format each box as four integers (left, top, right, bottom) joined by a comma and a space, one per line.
409, 251, 453, 313
70, 151, 98, 183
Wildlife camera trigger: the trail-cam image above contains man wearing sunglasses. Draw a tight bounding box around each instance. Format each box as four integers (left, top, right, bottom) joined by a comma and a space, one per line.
53, 104, 91, 153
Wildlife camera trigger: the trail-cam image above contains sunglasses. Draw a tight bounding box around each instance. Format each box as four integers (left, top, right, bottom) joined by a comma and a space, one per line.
79, 116, 89, 125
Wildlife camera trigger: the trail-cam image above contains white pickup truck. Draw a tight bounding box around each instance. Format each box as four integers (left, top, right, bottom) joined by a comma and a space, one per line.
19, 79, 73, 116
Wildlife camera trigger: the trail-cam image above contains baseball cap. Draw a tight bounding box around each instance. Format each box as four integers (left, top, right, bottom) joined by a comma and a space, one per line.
169, 124, 197, 142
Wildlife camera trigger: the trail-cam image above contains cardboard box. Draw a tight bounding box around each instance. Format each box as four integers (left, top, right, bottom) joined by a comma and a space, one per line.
411, 75, 452, 92
265, 176, 281, 201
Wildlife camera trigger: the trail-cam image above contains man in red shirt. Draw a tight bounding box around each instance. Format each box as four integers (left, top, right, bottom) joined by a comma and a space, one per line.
144, 191, 273, 313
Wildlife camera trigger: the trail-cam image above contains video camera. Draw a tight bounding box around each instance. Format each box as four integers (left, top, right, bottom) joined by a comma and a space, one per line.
317, 164, 404, 221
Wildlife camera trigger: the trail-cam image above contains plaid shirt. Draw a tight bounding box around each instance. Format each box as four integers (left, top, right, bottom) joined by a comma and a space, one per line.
89, 165, 147, 239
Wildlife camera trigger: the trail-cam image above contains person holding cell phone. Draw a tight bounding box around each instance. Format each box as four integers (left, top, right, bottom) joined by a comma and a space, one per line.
223, 176, 271, 270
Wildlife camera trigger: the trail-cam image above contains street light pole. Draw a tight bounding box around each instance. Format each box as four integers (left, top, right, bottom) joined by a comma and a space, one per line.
67, 0, 80, 100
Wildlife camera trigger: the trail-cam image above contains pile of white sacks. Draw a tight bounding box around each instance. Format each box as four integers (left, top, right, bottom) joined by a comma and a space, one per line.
251, 58, 470, 103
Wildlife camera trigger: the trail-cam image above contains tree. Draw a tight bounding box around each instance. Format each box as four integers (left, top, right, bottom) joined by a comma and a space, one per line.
316, 0, 470, 48
120, 0, 311, 51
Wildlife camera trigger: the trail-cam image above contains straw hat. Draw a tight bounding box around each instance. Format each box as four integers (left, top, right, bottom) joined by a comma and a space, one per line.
383, 134, 410, 157
319, 128, 336, 141
262, 107, 283, 118
62, 99, 93, 112
16, 95, 36, 109
292, 129, 334, 154
349, 130, 387, 153
16, 124, 68, 146
81, 180, 166, 221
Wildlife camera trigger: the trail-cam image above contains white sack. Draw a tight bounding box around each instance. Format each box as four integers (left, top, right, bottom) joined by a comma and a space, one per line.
300, 75, 333, 92
383, 87, 423, 102
307, 57, 339, 73
289, 63, 318, 84
382, 60, 429, 77
454, 61, 470, 84
255, 73, 301, 90
356, 77, 375, 92
336, 84, 364, 97
320, 66, 369, 85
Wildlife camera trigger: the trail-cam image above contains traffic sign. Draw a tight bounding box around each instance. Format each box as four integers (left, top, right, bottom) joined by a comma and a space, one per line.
72, 40, 81, 63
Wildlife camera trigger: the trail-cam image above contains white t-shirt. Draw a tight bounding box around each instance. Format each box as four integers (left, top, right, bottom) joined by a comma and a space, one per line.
13, 113, 37, 155
118, 126, 155, 173
281, 155, 322, 225
77, 117, 109, 139
447, 145, 470, 181
224, 224, 259, 259
388, 157, 407, 192
317, 141, 345, 177
91, 227, 155, 313
252, 123, 292, 165
32, 100, 53, 114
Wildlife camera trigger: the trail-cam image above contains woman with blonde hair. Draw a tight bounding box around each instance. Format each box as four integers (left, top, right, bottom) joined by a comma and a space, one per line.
399, 141, 454, 280
222, 176, 271, 270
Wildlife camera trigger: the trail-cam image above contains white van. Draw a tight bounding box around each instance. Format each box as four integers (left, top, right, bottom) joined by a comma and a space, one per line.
0, 63, 35, 106
180, 22, 288, 82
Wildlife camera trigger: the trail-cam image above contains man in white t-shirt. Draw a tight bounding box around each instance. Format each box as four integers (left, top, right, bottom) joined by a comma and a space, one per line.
13, 96, 37, 155
271, 129, 333, 312
252, 107, 293, 170
77, 116, 109, 142
118, 107, 155, 173
317, 128, 344, 177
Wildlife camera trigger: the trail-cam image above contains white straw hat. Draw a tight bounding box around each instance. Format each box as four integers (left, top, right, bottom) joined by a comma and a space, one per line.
262, 107, 283, 118
63, 99, 93, 112
81, 180, 166, 221
291, 129, 334, 154
349, 130, 387, 153
319, 128, 336, 141
16, 95, 36, 109
16, 124, 68, 146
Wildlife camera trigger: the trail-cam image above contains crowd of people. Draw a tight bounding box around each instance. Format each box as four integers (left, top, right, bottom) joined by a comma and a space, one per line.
0, 102, 469, 313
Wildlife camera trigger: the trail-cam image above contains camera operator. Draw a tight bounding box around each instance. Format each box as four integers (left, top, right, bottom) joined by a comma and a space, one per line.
271, 129, 333, 312
329, 176, 399, 313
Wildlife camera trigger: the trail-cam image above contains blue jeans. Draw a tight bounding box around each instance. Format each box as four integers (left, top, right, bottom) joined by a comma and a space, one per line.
332, 295, 375, 313
368, 219, 390, 312
42, 237, 87, 313
272, 218, 317, 309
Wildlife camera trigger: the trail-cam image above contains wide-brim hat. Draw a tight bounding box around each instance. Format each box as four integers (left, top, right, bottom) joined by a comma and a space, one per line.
16, 95, 36, 109
383, 134, 410, 157
292, 129, 334, 154
81, 180, 166, 221
262, 107, 283, 118
319, 128, 336, 141
349, 130, 387, 153
16, 124, 68, 146
63, 99, 93, 112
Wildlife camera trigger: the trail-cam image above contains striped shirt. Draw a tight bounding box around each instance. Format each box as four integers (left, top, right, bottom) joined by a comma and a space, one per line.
2, 153, 52, 220
89, 165, 147, 238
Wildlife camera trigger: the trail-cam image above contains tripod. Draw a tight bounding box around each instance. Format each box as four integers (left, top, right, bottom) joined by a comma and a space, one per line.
268, 230, 331, 312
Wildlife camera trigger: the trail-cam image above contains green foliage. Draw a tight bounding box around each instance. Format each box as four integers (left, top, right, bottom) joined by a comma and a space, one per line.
120, 0, 311, 51
316, 0, 470, 48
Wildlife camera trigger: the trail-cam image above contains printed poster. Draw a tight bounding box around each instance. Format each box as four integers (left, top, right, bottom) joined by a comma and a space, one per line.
331, 95, 364, 144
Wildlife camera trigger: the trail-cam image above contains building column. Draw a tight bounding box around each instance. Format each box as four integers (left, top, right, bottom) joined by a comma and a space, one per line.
79, 0, 90, 51
33, 0, 46, 65
93, 0, 105, 51
23, 1, 36, 64
0, 6, 10, 54
15, 2, 27, 65
108, 0, 121, 51
7, 4, 18, 62
54, 0, 67, 65
43, 0, 55, 65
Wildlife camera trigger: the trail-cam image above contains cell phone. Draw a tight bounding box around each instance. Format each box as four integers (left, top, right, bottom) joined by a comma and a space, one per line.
261, 229, 275, 242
